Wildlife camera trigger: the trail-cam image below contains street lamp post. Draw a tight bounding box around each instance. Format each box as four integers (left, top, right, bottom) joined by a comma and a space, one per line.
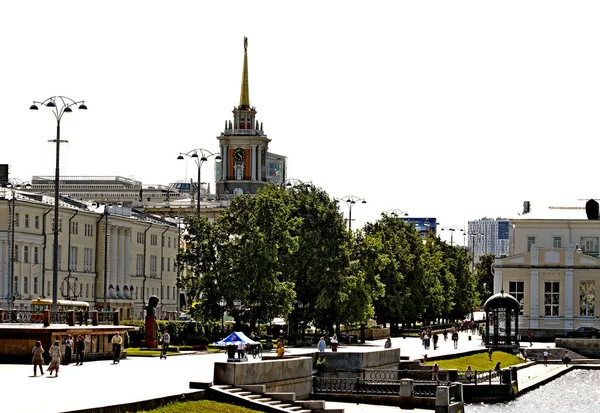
440, 225, 464, 246
218, 298, 227, 335
30, 96, 87, 312
177, 148, 222, 219
337, 195, 367, 230
385, 209, 409, 217
1, 179, 32, 310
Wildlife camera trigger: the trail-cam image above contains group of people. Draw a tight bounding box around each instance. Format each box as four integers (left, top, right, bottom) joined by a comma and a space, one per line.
31, 335, 86, 377
420, 327, 460, 350
317, 335, 339, 353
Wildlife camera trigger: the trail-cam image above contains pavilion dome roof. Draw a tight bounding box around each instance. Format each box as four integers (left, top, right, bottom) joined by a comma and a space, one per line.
483, 290, 520, 310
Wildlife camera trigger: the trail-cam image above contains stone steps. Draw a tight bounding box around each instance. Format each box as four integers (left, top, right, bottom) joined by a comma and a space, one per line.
207, 383, 333, 413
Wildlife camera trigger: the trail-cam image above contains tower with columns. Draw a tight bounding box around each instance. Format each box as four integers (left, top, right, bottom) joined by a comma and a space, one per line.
216, 37, 272, 196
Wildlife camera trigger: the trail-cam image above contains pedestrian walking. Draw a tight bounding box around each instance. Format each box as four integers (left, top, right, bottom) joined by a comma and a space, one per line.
75, 336, 85, 365
528, 330, 534, 347
488, 348, 493, 361
32, 341, 44, 377
159, 330, 170, 359
318, 336, 326, 352
330, 334, 339, 352
64, 335, 73, 365
452, 331, 459, 349
543, 349, 549, 366
562, 350, 571, 366
432, 333, 439, 350
443, 328, 448, 341
47, 341, 62, 377
431, 363, 440, 381
111, 332, 123, 364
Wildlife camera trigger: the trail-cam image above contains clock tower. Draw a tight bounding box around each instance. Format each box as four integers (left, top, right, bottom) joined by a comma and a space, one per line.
216, 37, 272, 196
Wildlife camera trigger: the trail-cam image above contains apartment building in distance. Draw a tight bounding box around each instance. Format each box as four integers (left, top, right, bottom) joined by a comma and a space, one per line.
467, 217, 511, 264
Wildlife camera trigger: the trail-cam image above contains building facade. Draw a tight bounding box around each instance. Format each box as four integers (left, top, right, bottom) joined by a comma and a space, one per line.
0, 191, 180, 320
468, 217, 511, 264
493, 207, 600, 337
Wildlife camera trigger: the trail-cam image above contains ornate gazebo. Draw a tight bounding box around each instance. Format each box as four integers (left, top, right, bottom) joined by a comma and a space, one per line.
483, 290, 520, 347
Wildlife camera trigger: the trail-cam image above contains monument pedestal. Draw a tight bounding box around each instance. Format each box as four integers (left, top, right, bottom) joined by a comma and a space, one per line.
145, 315, 157, 348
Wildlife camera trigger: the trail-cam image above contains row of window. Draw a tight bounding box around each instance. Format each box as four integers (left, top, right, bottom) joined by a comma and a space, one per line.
526, 236, 600, 254
12, 245, 176, 274
135, 232, 177, 249
509, 280, 595, 317
12, 277, 177, 301
14, 215, 177, 248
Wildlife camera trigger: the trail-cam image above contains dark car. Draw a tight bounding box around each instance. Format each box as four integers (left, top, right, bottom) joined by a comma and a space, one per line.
565, 327, 600, 338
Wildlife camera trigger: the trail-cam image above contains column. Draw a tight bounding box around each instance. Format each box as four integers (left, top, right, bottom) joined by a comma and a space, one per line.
118, 227, 125, 298
257, 145, 262, 181
110, 226, 118, 297
222, 145, 229, 180
124, 229, 131, 298
19, 242, 24, 298
494, 268, 503, 295
529, 270, 539, 329
0, 241, 5, 299
105, 222, 111, 299
564, 270, 574, 330
251, 145, 257, 180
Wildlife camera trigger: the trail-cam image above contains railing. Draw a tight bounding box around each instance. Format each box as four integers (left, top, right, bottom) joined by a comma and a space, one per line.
50, 311, 70, 325
456, 369, 501, 384
363, 369, 502, 385
97, 311, 116, 325
365, 369, 452, 382
0, 309, 119, 327
313, 377, 447, 397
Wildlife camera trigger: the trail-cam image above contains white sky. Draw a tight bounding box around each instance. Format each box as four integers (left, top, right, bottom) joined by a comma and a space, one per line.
2, 1, 600, 245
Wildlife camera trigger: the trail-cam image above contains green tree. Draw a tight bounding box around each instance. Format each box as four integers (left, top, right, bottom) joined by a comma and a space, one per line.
281, 182, 349, 336
364, 213, 427, 331
177, 185, 299, 331
476, 254, 495, 306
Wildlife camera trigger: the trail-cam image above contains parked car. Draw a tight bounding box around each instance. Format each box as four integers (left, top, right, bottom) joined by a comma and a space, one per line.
565, 327, 600, 338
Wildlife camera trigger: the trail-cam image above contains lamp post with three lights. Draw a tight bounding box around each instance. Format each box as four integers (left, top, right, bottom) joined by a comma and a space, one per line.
30, 96, 87, 312
337, 195, 367, 230
439, 225, 464, 247
177, 148, 222, 219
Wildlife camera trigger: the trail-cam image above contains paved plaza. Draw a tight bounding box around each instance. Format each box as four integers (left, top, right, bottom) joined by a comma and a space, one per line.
0, 331, 557, 413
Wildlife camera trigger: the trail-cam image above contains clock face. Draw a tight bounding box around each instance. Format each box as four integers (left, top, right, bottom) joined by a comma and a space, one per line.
233, 148, 245, 162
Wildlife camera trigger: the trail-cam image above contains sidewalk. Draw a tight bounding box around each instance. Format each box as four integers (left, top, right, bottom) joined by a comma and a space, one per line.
0, 333, 557, 413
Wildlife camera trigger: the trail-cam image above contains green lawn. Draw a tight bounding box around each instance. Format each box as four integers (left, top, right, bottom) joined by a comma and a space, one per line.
126, 347, 221, 357
133, 400, 263, 413
425, 351, 524, 371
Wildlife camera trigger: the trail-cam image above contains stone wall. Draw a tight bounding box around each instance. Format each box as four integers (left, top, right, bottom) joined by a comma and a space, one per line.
556, 338, 600, 358
213, 356, 314, 400
317, 348, 401, 378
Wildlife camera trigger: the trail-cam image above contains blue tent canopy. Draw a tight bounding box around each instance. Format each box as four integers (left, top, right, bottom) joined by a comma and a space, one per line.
213, 331, 260, 347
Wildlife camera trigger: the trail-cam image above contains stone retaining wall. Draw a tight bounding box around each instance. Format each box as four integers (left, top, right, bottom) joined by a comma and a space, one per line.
556, 338, 600, 358
214, 356, 313, 399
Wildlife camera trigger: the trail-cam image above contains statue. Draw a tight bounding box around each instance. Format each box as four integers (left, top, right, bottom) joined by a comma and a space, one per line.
244, 36, 248, 51
145, 295, 159, 317
144, 295, 160, 348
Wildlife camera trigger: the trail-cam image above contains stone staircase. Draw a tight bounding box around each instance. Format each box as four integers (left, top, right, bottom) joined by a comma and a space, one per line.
208, 384, 343, 413
526, 347, 600, 364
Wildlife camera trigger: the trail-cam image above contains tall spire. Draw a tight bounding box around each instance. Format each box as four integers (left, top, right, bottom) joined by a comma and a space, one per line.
239, 37, 250, 110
